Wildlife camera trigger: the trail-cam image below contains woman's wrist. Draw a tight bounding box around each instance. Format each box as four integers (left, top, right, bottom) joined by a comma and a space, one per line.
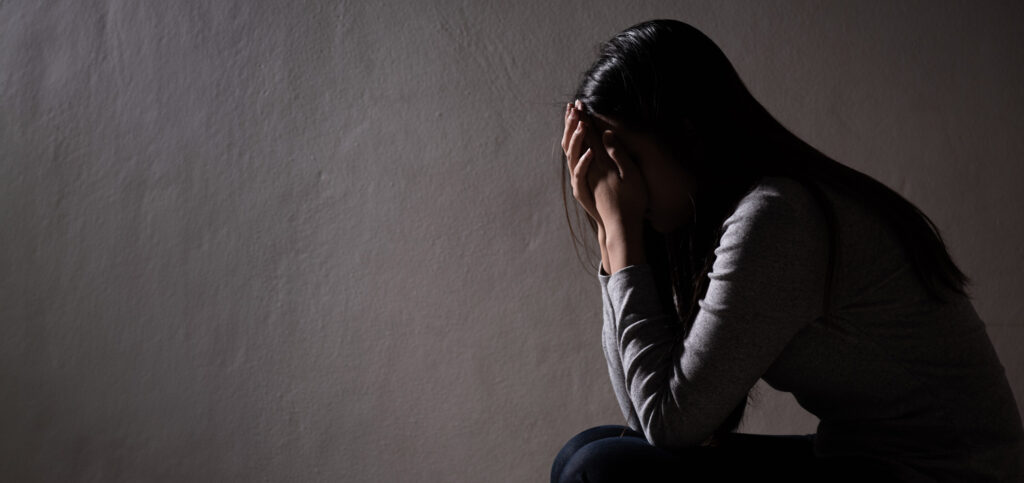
604, 221, 645, 273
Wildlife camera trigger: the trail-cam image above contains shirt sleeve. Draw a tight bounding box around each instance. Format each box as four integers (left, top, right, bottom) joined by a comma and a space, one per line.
603, 178, 830, 451
599, 262, 642, 432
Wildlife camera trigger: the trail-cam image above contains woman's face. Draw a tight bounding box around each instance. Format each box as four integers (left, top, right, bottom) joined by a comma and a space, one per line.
589, 112, 698, 233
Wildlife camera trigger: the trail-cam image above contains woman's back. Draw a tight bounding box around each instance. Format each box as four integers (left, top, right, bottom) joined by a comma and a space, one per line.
756, 175, 1024, 481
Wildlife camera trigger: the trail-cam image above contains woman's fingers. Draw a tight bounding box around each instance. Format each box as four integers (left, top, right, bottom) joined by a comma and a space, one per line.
573, 148, 603, 224
561, 100, 606, 225
600, 130, 623, 178
574, 147, 593, 179
561, 104, 580, 160
566, 118, 586, 176
562, 103, 571, 147
573, 147, 593, 199
602, 130, 634, 179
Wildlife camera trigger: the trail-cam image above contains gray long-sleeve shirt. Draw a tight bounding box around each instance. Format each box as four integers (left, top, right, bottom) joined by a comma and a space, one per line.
598, 175, 1024, 482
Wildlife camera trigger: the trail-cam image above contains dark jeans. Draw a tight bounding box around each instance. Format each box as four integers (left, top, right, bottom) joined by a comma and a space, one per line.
552, 425, 901, 483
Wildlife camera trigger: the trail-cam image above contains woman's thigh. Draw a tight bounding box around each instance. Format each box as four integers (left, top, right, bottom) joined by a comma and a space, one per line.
552, 425, 825, 483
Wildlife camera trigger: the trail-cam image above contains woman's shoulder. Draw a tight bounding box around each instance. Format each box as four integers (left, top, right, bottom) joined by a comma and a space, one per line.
746, 175, 821, 202
715, 175, 833, 271
728, 175, 828, 224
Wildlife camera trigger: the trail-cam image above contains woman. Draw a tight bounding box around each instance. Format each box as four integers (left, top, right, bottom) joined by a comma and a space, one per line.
552, 19, 1023, 482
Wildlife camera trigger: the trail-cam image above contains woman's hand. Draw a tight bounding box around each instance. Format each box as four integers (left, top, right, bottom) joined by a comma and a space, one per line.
562, 101, 602, 229
588, 129, 648, 238
563, 100, 648, 272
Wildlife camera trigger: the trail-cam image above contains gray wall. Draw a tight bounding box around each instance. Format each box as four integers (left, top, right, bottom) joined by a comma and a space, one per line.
2, 1, 1022, 481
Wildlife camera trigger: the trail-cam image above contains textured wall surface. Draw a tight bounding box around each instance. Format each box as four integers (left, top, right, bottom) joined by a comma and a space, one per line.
2, 1, 1022, 481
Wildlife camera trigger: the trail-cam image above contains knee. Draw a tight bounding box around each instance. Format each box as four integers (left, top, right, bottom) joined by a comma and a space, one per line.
552, 427, 677, 483
551, 425, 638, 483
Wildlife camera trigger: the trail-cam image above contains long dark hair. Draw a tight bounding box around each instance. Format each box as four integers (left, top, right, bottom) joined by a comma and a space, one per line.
559, 19, 971, 445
